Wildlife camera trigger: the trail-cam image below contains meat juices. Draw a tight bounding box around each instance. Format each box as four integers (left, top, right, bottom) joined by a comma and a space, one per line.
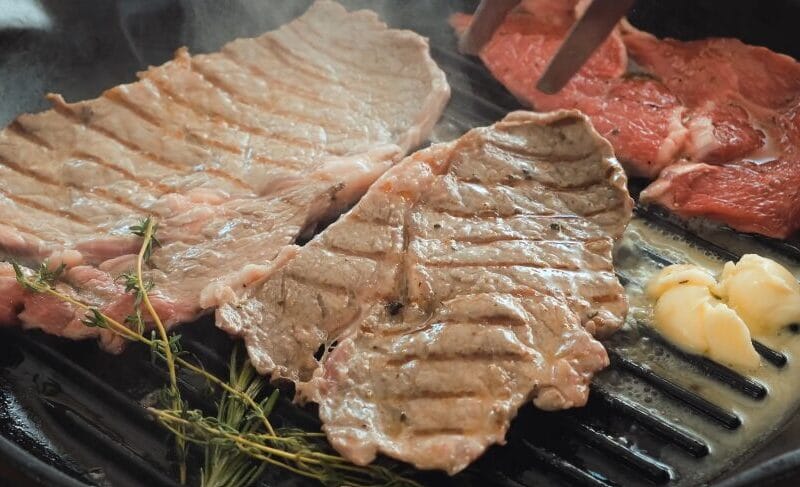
452, 0, 800, 238
215, 111, 633, 473
0, 0, 450, 349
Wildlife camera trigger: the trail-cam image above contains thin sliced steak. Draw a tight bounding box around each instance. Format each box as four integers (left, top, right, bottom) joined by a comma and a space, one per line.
640, 158, 800, 239
0, 0, 450, 350
215, 111, 633, 473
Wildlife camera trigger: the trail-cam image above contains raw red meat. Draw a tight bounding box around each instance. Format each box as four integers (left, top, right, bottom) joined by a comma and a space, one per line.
625, 27, 800, 238
622, 30, 800, 110
641, 158, 800, 239
682, 102, 765, 164
451, 5, 626, 112
575, 77, 687, 178
452, 0, 800, 238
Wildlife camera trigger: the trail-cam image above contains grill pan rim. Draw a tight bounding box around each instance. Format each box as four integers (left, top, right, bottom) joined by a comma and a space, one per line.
3, 1, 800, 486
0, 434, 88, 487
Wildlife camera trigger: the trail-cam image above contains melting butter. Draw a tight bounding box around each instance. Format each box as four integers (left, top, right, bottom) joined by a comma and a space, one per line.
614, 220, 800, 485
647, 267, 759, 369
716, 254, 800, 336
646, 254, 800, 370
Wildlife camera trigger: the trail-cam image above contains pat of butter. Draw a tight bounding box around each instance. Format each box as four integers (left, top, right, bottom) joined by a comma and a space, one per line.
650, 283, 759, 369
646, 265, 717, 298
647, 254, 800, 370
716, 254, 800, 336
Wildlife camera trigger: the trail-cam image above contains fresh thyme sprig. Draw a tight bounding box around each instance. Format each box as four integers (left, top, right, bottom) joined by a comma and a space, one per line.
130, 216, 161, 263
152, 408, 421, 487
129, 217, 187, 484
81, 308, 109, 329
12, 221, 422, 487
200, 346, 272, 487
12, 262, 277, 436
12, 261, 65, 293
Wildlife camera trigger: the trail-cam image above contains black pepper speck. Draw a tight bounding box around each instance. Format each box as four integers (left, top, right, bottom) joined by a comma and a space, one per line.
386, 301, 404, 315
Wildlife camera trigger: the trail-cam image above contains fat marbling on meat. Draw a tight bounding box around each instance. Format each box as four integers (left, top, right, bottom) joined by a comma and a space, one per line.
214, 110, 633, 474
0, 0, 450, 350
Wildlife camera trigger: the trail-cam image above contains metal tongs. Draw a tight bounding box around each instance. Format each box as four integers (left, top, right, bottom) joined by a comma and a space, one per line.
458, 0, 636, 94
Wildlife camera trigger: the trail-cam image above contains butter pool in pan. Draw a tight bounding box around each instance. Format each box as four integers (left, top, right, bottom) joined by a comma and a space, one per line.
605, 211, 800, 486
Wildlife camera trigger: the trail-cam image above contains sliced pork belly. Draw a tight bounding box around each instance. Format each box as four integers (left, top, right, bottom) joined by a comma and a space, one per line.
0, 0, 449, 350
215, 111, 633, 473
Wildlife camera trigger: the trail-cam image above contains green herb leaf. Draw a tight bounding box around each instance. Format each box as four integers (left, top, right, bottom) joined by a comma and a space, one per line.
12, 261, 67, 293
37, 261, 66, 286
124, 309, 145, 335
129, 216, 161, 263
81, 308, 108, 329
12, 262, 40, 293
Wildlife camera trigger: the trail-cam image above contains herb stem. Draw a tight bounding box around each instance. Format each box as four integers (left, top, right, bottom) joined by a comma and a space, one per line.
44, 288, 142, 342
135, 219, 178, 401
134, 218, 186, 485
149, 409, 423, 487
149, 409, 328, 465
170, 356, 276, 436
160, 417, 321, 482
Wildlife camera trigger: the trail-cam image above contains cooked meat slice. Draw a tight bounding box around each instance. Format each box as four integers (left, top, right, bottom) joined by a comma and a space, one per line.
215, 111, 633, 473
0, 0, 450, 350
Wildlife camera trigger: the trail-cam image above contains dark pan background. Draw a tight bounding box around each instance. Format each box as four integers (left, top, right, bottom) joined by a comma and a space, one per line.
1, 1, 800, 486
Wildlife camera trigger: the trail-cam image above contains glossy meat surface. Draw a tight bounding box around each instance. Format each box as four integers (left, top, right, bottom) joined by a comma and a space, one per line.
0, 0, 450, 349
216, 111, 632, 473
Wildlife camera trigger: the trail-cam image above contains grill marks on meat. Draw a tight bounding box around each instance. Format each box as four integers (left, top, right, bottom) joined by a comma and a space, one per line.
452, 0, 800, 238
216, 111, 633, 473
0, 0, 450, 349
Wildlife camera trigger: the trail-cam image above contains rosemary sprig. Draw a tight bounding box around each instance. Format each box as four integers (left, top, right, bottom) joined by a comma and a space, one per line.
12, 219, 421, 487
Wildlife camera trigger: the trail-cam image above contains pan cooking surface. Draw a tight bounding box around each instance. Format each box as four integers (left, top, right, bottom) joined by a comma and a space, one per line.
2, 1, 800, 486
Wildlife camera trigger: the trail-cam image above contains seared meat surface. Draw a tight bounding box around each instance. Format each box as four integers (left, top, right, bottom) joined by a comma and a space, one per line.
0, 0, 449, 350
216, 111, 633, 473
